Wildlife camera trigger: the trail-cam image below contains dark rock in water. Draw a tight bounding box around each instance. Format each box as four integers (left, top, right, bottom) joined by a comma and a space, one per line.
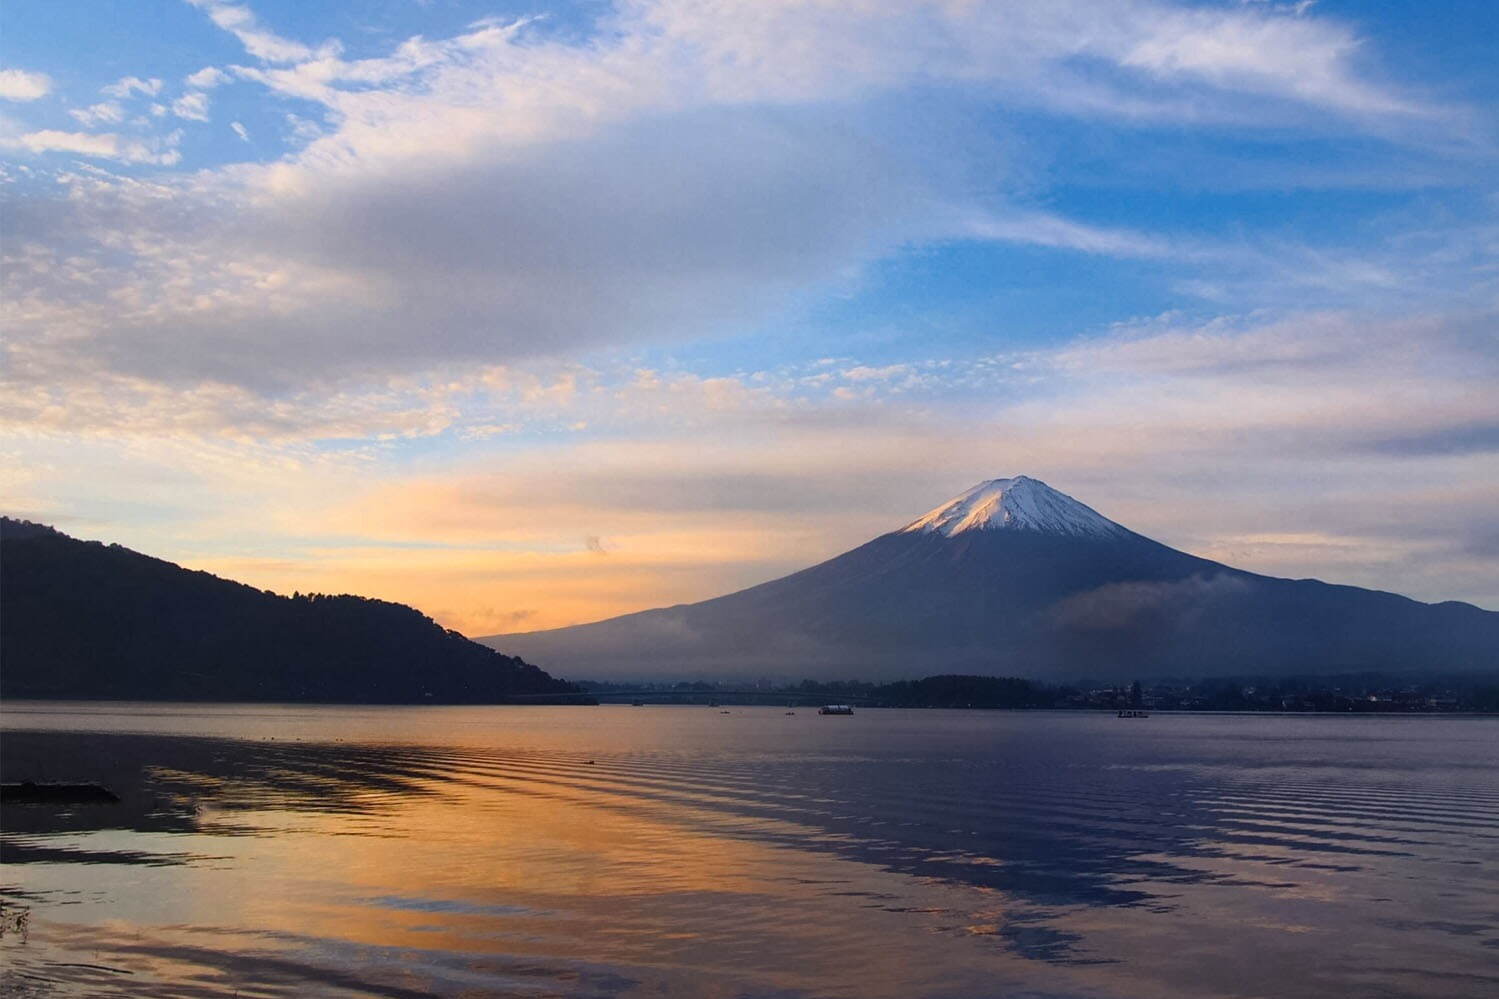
2, 781, 120, 804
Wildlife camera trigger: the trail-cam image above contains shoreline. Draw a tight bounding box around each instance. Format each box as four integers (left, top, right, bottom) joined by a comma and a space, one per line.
3, 697, 1496, 718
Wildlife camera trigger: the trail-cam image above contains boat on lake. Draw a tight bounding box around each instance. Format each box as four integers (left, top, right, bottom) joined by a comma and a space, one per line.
818, 704, 854, 715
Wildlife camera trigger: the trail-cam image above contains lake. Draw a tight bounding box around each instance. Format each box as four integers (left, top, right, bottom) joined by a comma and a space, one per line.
2, 704, 1497, 997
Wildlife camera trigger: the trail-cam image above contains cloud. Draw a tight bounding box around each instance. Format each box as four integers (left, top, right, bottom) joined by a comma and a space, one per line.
1118, 7, 1421, 116
185, 0, 336, 64
101, 76, 163, 99
0, 0, 1459, 397
966, 213, 1173, 258
6, 308, 1498, 631
67, 102, 126, 128
1362, 423, 1499, 458
0, 69, 52, 101
3, 104, 969, 389
1050, 574, 1253, 633
171, 91, 212, 122
623, 0, 1429, 122
14, 130, 119, 157
842, 364, 914, 383
185, 66, 232, 89
7, 129, 181, 164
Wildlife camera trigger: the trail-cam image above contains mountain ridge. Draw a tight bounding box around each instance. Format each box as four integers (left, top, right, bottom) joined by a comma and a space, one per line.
483, 477, 1499, 681
1, 517, 577, 703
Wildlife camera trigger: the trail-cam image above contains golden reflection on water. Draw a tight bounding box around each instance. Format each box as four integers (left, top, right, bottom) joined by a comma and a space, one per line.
4, 705, 1499, 998
186, 749, 1052, 998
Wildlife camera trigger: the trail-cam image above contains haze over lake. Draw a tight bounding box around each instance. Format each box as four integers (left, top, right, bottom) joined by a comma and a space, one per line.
4, 704, 1497, 998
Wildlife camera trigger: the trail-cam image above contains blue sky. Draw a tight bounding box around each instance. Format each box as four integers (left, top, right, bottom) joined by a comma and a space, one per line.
2, 0, 1497, 632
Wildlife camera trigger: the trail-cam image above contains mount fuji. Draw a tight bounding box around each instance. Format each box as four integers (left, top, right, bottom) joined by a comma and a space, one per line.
482, 476, 1499, 681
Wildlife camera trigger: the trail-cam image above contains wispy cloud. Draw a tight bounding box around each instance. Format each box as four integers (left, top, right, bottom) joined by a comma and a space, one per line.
100, 76, 163, 99
3, 0, 1470, 397
7, 307, 1495, 627
171, 91, 212, 122
186, 0, 336, 64
7, 129, 182, 164
68, 102, 126, 128
1118, 6, 1421, 116
967, 213, 1174, 258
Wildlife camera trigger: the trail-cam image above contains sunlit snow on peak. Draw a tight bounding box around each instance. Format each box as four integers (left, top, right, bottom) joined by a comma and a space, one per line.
898, 476, 1131, 539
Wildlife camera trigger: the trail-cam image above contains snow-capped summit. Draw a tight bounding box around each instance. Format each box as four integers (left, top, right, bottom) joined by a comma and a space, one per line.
488, 473, 1499, 682
898, 476, 1132, 540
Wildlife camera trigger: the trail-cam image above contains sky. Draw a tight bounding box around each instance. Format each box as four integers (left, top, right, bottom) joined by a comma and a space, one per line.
2, 0, 1497, 635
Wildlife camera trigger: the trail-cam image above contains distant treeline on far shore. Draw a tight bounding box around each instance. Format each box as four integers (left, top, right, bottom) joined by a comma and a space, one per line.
577, 673, 1499, 712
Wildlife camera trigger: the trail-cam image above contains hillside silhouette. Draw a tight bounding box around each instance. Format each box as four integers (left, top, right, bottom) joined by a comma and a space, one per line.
1, 518, 576, 703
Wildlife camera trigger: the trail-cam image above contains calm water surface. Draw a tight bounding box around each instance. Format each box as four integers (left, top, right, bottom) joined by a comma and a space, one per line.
2, 704, 1497, 998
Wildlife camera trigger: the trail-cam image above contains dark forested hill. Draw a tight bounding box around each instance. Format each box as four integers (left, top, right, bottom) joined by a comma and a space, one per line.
0, 518, 576, 702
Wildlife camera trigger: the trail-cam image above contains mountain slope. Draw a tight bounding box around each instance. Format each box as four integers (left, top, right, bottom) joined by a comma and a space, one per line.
483, 477, 1499, 681
1, 518, 576, 702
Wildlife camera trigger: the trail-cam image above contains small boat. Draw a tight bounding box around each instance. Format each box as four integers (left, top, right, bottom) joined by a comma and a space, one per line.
1116, 709, 1150, 718
708, 700, 720, 707
631, 700, 645, 707
818, 704, 854, 715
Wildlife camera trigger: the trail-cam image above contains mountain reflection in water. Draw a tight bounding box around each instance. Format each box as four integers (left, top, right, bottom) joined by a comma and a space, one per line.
2, 705, 1498, 998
